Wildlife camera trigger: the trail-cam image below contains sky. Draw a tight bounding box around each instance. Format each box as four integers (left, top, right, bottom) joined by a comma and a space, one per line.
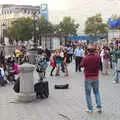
1, 0, 120, 32
0, 0, 120, 11
1, 0, 120, 17
0, 0, 70, 10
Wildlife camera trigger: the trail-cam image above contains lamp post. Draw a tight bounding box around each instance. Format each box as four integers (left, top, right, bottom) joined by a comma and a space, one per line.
28, 11, 39, 64
33, 11, 37, 49
1, 23, 6, 44
33, 11, 40, 48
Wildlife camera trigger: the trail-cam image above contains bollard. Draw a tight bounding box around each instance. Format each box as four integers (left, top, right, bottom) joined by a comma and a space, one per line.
18, 63, 36, 102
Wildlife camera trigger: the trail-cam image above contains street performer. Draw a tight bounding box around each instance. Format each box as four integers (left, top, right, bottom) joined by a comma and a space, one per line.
80, 45, 102, 113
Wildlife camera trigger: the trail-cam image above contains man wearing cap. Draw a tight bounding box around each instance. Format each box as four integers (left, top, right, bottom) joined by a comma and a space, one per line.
80, 45, 102, 113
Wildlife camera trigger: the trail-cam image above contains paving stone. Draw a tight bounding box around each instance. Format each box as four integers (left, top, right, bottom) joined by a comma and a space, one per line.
0, 62, 120, 120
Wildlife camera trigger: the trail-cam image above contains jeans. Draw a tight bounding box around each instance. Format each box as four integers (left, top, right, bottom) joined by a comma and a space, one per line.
114, 71, 120, 83
85, 79, 102, 110
113, 60, 120, 83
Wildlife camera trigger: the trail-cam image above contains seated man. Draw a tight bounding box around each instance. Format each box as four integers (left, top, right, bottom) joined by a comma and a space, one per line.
8, 60, 20, 82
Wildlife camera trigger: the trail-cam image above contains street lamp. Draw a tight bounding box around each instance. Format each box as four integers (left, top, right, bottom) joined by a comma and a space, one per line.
1, 23, 6, 44
33, 11, 37, 49
28, 11, 40, 64
33, 11, 40, 49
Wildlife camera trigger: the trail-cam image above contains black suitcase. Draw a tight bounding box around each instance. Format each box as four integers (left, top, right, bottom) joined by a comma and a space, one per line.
34, 81, 49, 99
13, 79, 20, 93
0, 75, 7, 86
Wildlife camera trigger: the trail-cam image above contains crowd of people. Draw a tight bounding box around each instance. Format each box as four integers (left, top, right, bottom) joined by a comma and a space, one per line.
0, 39, 120, 112
0, 45, 27, 86
49, 40, 120, 81
1, 41, 120, 84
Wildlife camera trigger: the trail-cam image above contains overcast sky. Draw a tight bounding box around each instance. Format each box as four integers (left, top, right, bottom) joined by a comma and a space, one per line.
1, 0, 120, 16
0, 0, 120, 11
0, 0, 69, 10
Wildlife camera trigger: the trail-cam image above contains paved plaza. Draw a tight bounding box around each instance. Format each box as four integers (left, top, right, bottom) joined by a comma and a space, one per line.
0, 62, 120, 120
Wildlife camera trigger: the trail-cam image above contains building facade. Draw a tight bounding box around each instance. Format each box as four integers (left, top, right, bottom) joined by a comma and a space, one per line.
0, 4, 40, 42
108, 30, 120, 43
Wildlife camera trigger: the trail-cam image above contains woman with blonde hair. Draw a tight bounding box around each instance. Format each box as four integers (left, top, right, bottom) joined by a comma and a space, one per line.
55, 49, 61, 76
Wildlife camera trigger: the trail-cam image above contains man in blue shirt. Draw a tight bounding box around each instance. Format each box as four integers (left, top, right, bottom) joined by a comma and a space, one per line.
74, 45, 84, 72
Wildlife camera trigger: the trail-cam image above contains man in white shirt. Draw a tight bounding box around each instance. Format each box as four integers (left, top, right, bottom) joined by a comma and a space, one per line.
74, 45, 84, 72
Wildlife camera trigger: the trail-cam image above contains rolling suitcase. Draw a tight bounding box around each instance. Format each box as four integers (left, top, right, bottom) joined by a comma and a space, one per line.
34, 81, 49, 99
13, 79, 20, 93
0, 75, 7, 86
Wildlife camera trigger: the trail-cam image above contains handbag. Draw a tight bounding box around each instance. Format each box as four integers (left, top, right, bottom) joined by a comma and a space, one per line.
50, 60, 55, 67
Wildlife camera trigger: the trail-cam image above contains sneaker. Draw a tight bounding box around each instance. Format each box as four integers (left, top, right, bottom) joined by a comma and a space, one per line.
97, 108, 102, 113
85, 109, 93, 113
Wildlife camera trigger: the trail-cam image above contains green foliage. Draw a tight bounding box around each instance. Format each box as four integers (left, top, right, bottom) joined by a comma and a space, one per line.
38, 16, 54, 34
84, 14, 107, 36
7, 17, 33, 41
7, 16, 79, 42
56, 17, 79, 35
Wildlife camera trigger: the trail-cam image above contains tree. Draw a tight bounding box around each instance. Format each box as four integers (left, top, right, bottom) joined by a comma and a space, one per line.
7, 17, 33, 41
84, 14, 107, 36
56, 17, 79, 35
38, 16, 54, 34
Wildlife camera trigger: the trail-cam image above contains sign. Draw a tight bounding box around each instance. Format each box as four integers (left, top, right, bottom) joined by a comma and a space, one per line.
108, 30, 120, 42
67, 36, 104, 41
40, 4, 48, 20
